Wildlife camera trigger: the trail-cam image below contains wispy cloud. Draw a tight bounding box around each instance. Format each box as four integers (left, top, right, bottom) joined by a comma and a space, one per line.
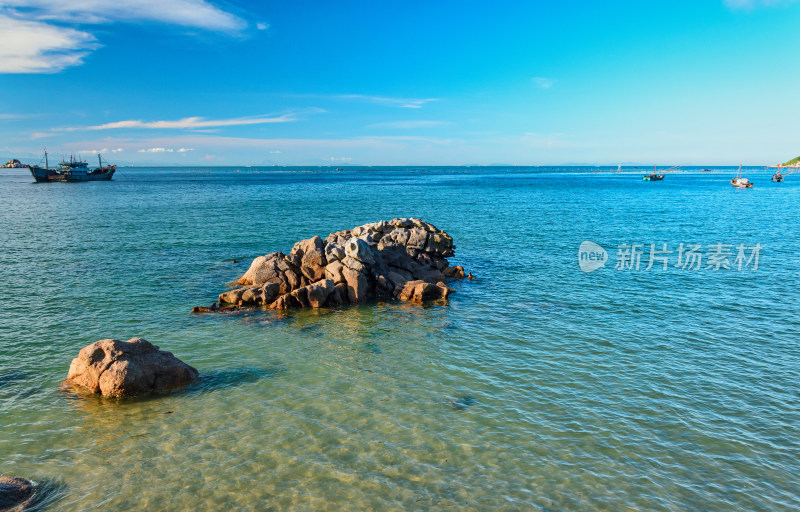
531, 77, 556, 89
40, 113, 299, 135
0, 1, 247, 73
0, 15, 97, 73
337, 95, 438, 109
31, 132, 56, 139
288, 94, 438, 109
356, 135, 454, 145
723, 0, 796, 8
5, 0, 246, 30
0, 113, 38, 120
137, 147, 196, 153
367, 120, 449, 129
78, 147, 123, 154
256, 22, 269, 30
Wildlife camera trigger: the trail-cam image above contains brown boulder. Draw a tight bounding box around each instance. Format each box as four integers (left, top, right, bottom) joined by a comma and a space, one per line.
63, 338, 198, 398
289, 236, 327, 281
443, 265, 466, 278
324, 260, 346, 284
398, 280, 453, 302
219, 282, 281, 306
342, 267, 370, 304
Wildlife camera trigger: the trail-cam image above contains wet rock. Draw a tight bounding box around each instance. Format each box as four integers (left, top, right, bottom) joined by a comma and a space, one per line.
325, 283, 349, 306
63, 338, 198, 398
0, 477, 34, 511
450, 396, 477, 410
398, 280, 453, 302
444, 265, 466, 278
218, 282, 281, 307
306, 279, 335, 308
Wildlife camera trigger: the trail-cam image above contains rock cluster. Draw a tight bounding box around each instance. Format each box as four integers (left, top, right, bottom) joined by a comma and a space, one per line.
62, 338, 198, 398
217, 218, 466, 310
0, 477, 33, 511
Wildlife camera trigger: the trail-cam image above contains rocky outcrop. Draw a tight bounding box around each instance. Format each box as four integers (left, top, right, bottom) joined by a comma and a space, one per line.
217, 218, 466, 310
0, 477, 34, 511
63, 338, 198, 398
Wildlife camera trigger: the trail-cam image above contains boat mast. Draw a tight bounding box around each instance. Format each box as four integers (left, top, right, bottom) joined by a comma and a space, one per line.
44, 149, 48, 170
98, 154, 102, 169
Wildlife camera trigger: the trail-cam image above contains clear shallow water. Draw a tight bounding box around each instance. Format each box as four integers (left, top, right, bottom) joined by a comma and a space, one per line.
1, 166, 798, 511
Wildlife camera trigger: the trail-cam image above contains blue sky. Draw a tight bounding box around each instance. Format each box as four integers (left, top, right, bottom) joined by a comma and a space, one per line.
1, 0, 799, 166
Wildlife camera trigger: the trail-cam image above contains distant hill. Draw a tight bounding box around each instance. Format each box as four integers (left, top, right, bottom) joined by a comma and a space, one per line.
781, 156, 800, 167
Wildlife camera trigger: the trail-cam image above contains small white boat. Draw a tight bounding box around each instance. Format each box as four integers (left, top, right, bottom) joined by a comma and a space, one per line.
731, 165, 753, 188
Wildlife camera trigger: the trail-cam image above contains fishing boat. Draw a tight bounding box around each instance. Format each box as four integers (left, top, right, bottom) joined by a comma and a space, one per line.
642, 165, 665, 181
731, 165, 753, 188
28, 151, 115, 182
772, 171, 784, 182
700, 168, 713, 172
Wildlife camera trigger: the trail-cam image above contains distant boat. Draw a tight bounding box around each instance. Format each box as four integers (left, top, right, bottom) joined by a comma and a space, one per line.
642, 165, 665, 181
700, 168, 713, 172
772, 170, 784, 182
731, 165, 753, 188
28, 151, 115, 182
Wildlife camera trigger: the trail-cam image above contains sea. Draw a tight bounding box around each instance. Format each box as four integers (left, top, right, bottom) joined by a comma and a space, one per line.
1, 166, 798, 511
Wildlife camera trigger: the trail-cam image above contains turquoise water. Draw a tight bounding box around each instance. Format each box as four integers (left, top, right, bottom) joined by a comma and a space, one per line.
1, 166, 798, 511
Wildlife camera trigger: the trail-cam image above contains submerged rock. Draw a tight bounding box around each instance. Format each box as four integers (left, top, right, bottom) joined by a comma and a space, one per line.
0, 477, 34, 511
63, 338, 198, 398
450, 396, 477, 410
216, 218, 465, 310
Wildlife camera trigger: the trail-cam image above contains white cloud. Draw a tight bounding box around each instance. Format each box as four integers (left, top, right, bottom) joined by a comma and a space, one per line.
256, 22, 269, 30
0, 15, 97, 73
367, 120, 448, 129
5, 0, 246, 31
177, 147, 193, 152
0, 1, 247, 73
139, 147, 173, 153
269, 150, 281, 154
531, 77, 556, 89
